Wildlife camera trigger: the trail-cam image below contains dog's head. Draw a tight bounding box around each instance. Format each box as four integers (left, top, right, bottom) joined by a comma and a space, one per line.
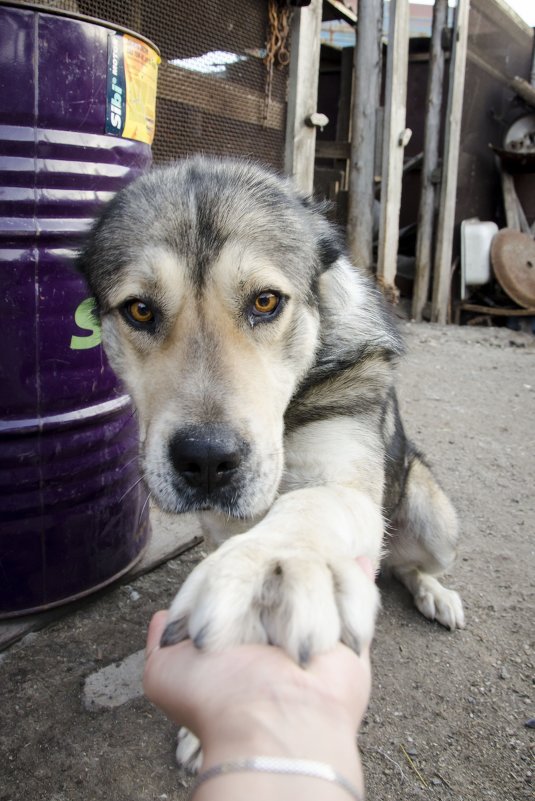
79, 158, 342, 518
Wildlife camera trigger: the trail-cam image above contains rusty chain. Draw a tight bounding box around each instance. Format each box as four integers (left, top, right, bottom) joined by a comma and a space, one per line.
263, 0, 293, 126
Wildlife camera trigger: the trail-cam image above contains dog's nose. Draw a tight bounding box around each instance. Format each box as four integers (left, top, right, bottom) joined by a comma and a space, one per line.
169, 426, 244, 492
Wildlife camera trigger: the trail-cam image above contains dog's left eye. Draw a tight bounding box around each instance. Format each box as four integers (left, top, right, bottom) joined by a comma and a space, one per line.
123, 300, 155, 326
252, 292, 281, 316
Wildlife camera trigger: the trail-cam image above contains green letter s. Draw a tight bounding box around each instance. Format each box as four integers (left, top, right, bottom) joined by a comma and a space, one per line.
70, 297, 102, 350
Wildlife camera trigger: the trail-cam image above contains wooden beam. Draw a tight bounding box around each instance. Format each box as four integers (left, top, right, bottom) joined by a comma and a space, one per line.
459, 303, 535, 317
284, 0, 323, 194
500, 167, 521, 231
347, 0, 383, 271
377, 0, 410, 296
510, 76, 535, 108
431, 0, 471, 324
316, 140, 351, 159
324, 0, 357, 24
412, 0, 448, 322
336, 46, 354, 144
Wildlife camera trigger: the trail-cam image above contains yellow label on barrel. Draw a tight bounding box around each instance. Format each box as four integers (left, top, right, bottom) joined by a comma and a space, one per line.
106, 33, 160, 145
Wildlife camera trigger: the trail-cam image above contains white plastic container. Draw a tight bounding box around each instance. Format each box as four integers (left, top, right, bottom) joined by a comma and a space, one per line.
460, 219, 498, 299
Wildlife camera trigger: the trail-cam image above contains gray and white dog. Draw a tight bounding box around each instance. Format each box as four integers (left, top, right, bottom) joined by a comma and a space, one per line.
80, 157, 464, 763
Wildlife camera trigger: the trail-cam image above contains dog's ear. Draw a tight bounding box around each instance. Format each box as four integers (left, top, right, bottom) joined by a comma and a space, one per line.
317, 232, 343, 269
298, 195, 343, 270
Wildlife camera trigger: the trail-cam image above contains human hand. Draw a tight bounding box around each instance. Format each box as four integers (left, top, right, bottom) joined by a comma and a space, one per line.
143, 557, 375, 785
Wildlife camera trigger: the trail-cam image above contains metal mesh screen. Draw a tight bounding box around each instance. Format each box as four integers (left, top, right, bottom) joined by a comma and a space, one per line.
467, 0, 532, 78
457, 0, 534, 225
39, 0, 289, 168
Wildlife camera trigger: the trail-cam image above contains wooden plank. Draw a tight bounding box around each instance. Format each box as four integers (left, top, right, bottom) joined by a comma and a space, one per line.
324, 0, 357, 24
377, 0, 411, 296
347, 0, 384, 271
496, 157, 523, 231
412, 0, 449, 322
316, 140, 351, 159
431, 0, 471, 324
516, 191, 531, 235
510, 76, 535, 108
136, 508, 203, 575
284, 0, 323, 193
158, 63, 285, 132
459, 303, 535, 317
336, 46, 354, 144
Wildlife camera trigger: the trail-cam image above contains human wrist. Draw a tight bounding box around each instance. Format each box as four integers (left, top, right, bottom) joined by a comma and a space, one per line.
198, 695, 364, 795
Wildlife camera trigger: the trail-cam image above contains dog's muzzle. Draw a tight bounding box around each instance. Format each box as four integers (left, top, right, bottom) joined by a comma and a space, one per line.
168, 424, 249, 508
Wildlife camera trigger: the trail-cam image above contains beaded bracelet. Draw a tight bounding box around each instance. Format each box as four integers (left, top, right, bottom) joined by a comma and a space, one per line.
190, 756, 363, 799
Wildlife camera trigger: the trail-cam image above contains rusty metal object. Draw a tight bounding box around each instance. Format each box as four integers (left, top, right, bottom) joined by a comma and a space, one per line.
491, 145, 535, 172
491, 113, 535, 172
263, 0, 293, 125
504, 114, 535, 153
491, 229, 535, 308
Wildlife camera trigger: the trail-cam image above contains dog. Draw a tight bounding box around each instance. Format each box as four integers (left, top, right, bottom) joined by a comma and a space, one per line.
79, 157, 464, 767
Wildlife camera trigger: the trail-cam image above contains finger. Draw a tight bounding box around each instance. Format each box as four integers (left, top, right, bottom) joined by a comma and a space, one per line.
146, 610, 168, 656
143, 637, 203, 728
308, 641, 370, 679
306, 643, 372, 723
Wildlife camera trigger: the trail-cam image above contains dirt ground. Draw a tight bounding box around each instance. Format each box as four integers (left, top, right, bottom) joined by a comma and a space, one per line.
1, 321, 534, 801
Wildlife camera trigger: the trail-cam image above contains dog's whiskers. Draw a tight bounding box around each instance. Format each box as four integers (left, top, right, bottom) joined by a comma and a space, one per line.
139, 490, 151, 521
118, 474, 146, 503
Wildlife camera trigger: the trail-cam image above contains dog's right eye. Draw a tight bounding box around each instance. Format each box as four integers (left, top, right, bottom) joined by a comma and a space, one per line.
253, 292, 280, 315
122, 300, 155, 327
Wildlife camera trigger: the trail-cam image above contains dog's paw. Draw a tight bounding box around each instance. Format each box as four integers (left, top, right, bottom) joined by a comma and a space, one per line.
176, 728, 202, 773
414, 575, 465, 630
160, 534, 379, 663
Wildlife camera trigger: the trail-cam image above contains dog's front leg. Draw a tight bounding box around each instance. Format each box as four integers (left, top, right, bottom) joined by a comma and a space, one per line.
161, 484, 382, 662
167, 484, 383, 773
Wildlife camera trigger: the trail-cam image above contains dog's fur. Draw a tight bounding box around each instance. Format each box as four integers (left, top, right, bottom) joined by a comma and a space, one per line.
79, 157, 464, 766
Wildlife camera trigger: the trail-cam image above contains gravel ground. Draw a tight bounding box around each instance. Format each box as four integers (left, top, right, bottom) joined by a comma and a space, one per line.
1, 321, 534, 801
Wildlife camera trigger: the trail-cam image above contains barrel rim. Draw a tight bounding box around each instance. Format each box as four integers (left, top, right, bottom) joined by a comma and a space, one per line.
0, 0, 161, 56
0, 395, 134, 435
0, 521, 150, 619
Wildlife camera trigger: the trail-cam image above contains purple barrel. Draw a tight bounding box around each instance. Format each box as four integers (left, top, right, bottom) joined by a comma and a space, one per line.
0, 3, 160, 615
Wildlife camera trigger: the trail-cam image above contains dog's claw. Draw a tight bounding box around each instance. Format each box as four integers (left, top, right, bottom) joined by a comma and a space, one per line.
163, 541, 379, 664
342, 629, 362, 657
298, 639, 312, 667
193, 624, 209, 649
160, 616, 189, 647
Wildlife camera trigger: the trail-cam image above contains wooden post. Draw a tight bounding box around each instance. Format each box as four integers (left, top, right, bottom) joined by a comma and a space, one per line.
284, 0, 323, 194
412, 0, 448, 322
500, 167, 521, 231
347, 0, 383, 271
431, 0, 470, 324
336, 46, 354, 144
377, 0, 410, 300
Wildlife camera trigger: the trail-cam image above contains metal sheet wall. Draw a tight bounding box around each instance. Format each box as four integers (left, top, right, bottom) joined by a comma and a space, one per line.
457, 0, 534, 227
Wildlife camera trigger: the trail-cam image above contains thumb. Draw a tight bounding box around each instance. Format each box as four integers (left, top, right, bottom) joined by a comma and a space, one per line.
145, 610, 168, 657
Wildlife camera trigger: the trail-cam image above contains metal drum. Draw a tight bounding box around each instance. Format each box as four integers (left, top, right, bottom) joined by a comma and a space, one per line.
0, 2, 160, 615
